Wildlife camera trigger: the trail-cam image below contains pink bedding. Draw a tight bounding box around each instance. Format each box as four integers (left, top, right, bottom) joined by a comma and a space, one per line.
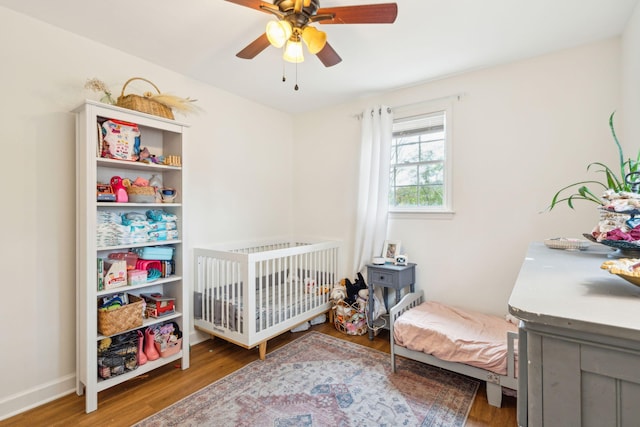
393, 301, 517, 375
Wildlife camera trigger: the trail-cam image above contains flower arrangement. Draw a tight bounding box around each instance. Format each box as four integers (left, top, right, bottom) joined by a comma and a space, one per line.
84, 78, 116, 105
548, 112, 640, 210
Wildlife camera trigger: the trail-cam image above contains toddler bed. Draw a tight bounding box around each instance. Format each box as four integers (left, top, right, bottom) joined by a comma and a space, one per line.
194, 238, 340, 359
390, 291, 518, 407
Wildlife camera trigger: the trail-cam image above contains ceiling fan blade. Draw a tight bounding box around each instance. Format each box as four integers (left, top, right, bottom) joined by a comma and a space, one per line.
236, 33, 271, 59
315, 42, 342, 67
225, 0, 278, 14
317, 3, 398, 24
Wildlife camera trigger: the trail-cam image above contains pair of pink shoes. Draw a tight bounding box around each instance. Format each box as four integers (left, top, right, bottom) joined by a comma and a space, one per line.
137, 328, 159, 365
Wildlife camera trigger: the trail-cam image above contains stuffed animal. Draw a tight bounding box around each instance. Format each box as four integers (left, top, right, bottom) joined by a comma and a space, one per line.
345, 272, 368, 304
304, 277, 317, 294
356, 288, 369, 312
330, 280, 348, 302
344, 278, 359, 304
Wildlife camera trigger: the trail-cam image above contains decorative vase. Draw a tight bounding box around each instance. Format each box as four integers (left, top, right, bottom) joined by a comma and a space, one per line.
144, 328, 160, 361
137, 330, 147, 366
100, 93, 116, 105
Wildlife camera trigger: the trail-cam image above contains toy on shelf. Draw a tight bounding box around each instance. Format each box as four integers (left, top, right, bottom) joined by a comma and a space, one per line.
96, 183, 116, 202
110, 176, 128, 203
163, 155, 181, 167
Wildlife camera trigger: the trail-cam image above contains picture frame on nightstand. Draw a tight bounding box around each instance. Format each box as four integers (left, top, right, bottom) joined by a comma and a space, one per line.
382, 240, 401, 263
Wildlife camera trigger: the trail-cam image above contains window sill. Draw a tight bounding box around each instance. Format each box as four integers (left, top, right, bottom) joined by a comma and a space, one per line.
389, 210, 455, 220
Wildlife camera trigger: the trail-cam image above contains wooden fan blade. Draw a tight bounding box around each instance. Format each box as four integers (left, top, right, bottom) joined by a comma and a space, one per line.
225, 0, 278, 14
236, 33, 271, 59
316, 42, 342, 67
317, 3, 398, 24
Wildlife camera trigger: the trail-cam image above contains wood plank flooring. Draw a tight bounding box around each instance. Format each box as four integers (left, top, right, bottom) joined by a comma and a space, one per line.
2, 323, 517, 426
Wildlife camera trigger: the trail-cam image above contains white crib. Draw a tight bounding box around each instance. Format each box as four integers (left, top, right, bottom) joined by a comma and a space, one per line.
194, 238, 340, 359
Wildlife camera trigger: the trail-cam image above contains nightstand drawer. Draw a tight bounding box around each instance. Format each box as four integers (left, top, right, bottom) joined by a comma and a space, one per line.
370, 270, 394, 286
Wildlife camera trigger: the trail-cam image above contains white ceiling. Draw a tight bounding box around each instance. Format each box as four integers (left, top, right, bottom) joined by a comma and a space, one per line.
1, 0, 638, 113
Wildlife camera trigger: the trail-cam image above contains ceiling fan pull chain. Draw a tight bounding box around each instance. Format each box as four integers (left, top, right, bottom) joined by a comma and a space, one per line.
294, 62, 299, 91
282, 60, 286, 82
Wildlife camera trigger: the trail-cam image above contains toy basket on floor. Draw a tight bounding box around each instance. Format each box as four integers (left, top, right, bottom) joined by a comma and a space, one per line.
116, 77, 175, 120
332, 300, 368, 336
97, 331, 138, 379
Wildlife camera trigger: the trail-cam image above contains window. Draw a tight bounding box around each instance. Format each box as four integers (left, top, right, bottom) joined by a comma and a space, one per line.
389, 103, 452, 213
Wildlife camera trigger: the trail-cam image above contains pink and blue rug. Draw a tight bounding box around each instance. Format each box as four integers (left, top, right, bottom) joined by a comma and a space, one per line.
135, 331, 479, 426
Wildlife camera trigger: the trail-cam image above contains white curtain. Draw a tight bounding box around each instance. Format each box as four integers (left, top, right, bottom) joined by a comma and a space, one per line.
352, 106, 393, 274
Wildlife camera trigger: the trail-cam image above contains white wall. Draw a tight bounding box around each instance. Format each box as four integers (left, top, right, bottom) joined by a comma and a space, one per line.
0, 6, 294, 419
622, 1, 640, 147
293, 38, 622, 316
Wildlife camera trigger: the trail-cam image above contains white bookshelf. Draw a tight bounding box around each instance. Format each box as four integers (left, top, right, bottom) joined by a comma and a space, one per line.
74, 100, 190, 413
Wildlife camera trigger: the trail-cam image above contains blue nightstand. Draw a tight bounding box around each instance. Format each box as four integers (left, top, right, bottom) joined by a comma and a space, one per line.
366, 262, 416, 340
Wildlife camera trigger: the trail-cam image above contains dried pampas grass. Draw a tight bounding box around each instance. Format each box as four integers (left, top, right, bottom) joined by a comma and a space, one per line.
147, 93, 201, 114
85, 78, 111, 94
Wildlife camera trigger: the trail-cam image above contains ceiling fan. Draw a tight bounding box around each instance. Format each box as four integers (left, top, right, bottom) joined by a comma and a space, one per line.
226, 0, 398, 67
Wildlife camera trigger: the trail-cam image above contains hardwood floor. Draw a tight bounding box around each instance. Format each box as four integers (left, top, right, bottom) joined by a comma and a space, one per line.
2, 323, 517, 426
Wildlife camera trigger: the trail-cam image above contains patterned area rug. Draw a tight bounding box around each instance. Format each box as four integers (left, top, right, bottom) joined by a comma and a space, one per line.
135, 332, 479, 427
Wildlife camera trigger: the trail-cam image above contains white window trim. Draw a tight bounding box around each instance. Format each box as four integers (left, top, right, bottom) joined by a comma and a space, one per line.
389, 99, 454, 216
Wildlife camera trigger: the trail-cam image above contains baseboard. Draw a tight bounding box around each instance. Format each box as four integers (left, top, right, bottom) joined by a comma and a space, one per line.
1, 333, 208, 421
0, 374, 75, 421
190, 329, 212, 346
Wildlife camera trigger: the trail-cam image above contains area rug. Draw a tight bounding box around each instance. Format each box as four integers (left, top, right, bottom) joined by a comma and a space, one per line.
134, 331, 479, 427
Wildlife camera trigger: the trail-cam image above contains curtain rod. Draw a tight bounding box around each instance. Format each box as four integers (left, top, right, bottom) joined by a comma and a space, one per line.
352, 92, 466, 120
353, 106, 391, 120
391, 92, 466, 113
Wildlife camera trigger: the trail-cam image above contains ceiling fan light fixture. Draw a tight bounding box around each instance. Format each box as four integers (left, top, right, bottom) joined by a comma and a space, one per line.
266, 20, 292, 48
301, 26, 327, 54
283, 39, 304, 63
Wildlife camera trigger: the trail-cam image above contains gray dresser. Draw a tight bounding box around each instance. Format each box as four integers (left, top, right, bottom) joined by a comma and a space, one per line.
509, 242, 640, 427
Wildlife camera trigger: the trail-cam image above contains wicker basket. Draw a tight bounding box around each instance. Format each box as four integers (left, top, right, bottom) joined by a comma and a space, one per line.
98, 294, 144, 336
332, 300, 368, 336
126, 185, 157, 203
116, 77, 174, 120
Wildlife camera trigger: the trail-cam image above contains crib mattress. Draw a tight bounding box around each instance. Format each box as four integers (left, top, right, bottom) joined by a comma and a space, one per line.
198, 286, 327, 332
393, 301, 517, 375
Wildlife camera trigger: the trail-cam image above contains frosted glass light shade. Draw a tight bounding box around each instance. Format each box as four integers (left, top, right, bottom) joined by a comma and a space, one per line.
302, 26, 327, 54
283, 40, 304, 63
266, 20, 292, 48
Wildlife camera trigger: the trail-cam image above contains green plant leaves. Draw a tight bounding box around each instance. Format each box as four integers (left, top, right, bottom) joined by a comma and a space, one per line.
547, 112, 637, 211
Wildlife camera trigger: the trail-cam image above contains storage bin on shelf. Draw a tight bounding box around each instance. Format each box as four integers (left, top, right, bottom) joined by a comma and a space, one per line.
97, 331, 138, 379
126, 185, 156, 203
135, 246, 174, 260
141, 293, 176, 318
108, 252, 139, 270
151, 321, 183, 358
100, 259, 127, 290
155, 337, 182, 358
98, 294, 144, 336
128, 269, 147, 285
